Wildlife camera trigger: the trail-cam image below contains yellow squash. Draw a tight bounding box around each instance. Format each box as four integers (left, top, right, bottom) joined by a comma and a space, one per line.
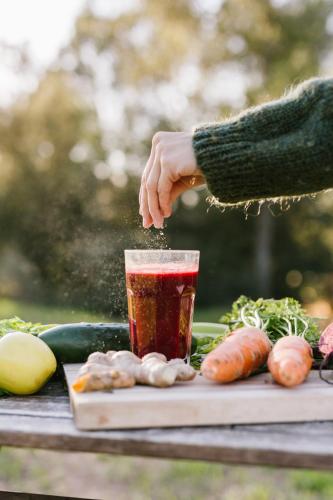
0, 331, 57, 395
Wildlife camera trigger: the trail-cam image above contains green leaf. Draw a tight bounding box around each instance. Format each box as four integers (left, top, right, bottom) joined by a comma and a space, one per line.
0, 317, 56, 338
219, 296, 320, 346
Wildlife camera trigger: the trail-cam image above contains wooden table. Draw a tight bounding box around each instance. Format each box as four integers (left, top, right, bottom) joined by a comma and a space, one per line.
1, 378, 333, 472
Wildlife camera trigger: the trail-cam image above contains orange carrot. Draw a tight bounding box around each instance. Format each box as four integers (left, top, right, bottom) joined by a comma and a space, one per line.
267, 336, 313, 387
201, 326, 271, 383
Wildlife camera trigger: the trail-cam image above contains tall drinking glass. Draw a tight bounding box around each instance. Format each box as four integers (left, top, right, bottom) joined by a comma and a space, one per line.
125, 250, 200, 361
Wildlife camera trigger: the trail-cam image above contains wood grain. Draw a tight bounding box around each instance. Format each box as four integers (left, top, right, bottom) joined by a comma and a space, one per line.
64, 364, 333, 430
2, 378, 333, 470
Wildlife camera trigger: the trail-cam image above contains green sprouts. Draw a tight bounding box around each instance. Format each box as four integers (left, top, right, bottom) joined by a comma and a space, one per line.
221, 296, 319, 346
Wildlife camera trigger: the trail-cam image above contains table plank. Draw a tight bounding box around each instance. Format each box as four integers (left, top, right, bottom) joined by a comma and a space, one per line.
1, 380, 333, 470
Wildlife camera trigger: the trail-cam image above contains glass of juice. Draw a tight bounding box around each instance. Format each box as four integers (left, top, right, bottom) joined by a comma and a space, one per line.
125, 249, 200, 361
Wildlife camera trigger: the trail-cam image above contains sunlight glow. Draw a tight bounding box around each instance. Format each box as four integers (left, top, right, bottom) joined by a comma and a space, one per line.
0, 0, 83, 64
0, 0, 83, 105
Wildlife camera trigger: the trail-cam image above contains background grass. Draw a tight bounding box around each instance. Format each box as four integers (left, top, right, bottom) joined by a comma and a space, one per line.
0, 298, 223, 324
0, 298, 111, 324
1, 448, 333, 500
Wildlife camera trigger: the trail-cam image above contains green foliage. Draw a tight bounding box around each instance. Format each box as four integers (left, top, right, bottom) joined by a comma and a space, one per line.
291, 470, 333, 497
221, 295, 320, 346
0, 316, 52, 337
190, 332, 228, 369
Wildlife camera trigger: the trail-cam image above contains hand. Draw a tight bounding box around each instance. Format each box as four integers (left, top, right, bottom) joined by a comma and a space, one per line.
139, 131, 205, 228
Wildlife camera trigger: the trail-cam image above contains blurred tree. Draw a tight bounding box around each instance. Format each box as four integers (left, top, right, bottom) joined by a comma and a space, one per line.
0, 70, 144, 313
1, 0, 333, 314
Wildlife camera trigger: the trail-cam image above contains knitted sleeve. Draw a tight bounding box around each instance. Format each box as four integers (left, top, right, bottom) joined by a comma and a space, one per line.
192, 78, 333, 205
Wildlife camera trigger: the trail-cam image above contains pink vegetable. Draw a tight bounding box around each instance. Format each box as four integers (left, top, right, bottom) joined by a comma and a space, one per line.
319, 322, 333, 356
319, 322, 333, 384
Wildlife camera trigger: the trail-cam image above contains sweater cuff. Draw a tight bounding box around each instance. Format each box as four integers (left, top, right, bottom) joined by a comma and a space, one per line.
192, 122, 259, 206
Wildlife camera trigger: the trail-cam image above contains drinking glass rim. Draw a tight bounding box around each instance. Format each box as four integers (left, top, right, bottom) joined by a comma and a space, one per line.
124, 249, 200, 255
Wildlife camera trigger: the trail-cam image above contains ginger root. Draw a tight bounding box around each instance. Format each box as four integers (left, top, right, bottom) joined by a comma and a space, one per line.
168, 358, 197, 382
72, 351, 196, 392
72, 369, 135, 393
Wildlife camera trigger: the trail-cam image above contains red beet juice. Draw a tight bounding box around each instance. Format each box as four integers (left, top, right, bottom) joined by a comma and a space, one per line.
126, 264, 198, 360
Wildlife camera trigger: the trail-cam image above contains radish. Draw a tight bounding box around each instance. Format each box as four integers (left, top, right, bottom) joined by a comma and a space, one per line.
319, 322, 333, 384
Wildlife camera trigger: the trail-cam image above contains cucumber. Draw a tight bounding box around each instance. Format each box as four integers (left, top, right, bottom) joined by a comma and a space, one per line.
39, 323, 130, 363
39, 322, 220, 363
192, 322, 228, 336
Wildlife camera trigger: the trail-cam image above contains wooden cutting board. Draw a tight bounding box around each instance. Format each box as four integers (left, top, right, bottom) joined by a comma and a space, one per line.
64, 364, 333, 430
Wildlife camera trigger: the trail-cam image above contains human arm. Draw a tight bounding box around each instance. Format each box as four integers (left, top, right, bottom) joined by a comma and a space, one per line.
193, 77, 333, 206
140, 78, 333, 228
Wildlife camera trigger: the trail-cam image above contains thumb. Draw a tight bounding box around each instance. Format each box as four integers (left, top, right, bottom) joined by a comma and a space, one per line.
169, 175, 205, 205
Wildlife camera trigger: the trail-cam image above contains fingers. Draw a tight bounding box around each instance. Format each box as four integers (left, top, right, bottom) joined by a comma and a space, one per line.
140, 133, 165, 228
147, 147, 164, 228
141, 182, 153, 228
157, 166, 173, 218
169, 175, 206, 205
140, 146, 155, 227
139, 147, 153, 209
139, 131, 205, 228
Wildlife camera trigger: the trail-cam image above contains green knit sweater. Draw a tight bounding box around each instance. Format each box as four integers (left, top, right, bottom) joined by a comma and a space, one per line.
192, 77, 333, 206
